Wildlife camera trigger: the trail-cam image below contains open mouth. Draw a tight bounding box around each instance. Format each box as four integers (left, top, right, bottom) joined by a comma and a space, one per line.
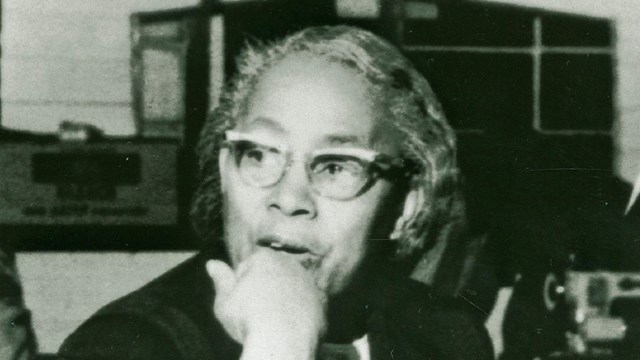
257, 236, 321, 269
258, 238, 309, 253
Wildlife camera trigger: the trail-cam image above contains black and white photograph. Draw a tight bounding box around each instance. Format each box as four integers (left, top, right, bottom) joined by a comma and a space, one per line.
1, 0, 639, 359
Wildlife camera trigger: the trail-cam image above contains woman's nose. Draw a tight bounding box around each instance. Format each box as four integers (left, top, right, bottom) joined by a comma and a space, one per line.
266, 162, 317, 219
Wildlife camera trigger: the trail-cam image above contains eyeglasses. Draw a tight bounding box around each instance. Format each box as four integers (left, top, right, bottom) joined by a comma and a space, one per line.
222, 130, 416, 200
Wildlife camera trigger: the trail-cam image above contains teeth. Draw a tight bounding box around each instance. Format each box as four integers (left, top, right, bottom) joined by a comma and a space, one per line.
269, 242, 284, 249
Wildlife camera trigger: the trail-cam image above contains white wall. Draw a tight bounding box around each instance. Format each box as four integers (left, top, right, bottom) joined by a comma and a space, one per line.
1, 0, 199, 136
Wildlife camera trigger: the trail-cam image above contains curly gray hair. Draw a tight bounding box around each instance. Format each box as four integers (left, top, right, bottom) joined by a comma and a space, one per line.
190, 25, 465, 259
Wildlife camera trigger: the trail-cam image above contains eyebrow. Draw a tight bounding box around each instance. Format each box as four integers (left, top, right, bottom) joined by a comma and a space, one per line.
321, 134, 369, 148
224, 131, 285, 150
227, 130, 387, 161
244, 116, 370, 145
242, 116, 286, 134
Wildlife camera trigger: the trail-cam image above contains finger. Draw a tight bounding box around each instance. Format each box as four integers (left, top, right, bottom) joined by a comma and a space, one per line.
310, 258, 330, 293
239, 248, 289, 276
206, 260, 236, 296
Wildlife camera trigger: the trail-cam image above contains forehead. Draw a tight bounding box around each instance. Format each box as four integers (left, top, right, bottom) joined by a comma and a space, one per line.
238, 54, 398, 152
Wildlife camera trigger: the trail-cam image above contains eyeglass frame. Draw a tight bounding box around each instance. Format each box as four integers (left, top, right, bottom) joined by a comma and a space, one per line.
221, 130, 418, 200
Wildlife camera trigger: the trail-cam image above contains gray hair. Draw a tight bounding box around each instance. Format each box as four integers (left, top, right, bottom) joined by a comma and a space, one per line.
190, 25, 465, 258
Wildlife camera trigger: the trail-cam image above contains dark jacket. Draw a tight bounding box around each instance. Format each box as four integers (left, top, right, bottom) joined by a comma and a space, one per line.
58, 253, 493, 360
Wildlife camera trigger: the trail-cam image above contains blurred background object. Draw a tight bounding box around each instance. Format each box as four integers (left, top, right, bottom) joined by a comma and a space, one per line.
0, 247, 36, 360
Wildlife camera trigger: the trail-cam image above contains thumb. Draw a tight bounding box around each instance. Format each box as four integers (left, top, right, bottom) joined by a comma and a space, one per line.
206, 260, 236, 297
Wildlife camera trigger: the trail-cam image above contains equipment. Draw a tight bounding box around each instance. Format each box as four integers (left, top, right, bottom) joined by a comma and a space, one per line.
563, 271, 640, 357
0, 141, 178, 227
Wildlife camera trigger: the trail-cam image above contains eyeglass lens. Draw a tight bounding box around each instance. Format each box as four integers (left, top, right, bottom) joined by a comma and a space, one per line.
230, 141, 371, 200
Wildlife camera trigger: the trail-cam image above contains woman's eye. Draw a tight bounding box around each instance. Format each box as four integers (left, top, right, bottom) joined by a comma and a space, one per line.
325, 163, 344, 174
315, 159, 362, 176
245, 149, 264, 163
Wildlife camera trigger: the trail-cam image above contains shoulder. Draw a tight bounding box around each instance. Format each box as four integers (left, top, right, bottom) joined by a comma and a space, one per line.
419, 297, 494, 359
58, 253, 239, 360
58, 314, 182, 360
369, 279, 494, 360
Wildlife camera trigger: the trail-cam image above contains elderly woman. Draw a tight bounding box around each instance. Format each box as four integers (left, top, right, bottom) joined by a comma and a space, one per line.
59, 26, 492, 360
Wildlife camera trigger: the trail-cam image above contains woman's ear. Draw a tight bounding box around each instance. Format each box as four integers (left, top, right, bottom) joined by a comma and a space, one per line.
389, 186, 424, 240
218, 148, 229, 191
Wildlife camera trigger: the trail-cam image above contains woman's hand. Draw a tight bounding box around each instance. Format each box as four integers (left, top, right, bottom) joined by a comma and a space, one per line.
207, 249, 327, 360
